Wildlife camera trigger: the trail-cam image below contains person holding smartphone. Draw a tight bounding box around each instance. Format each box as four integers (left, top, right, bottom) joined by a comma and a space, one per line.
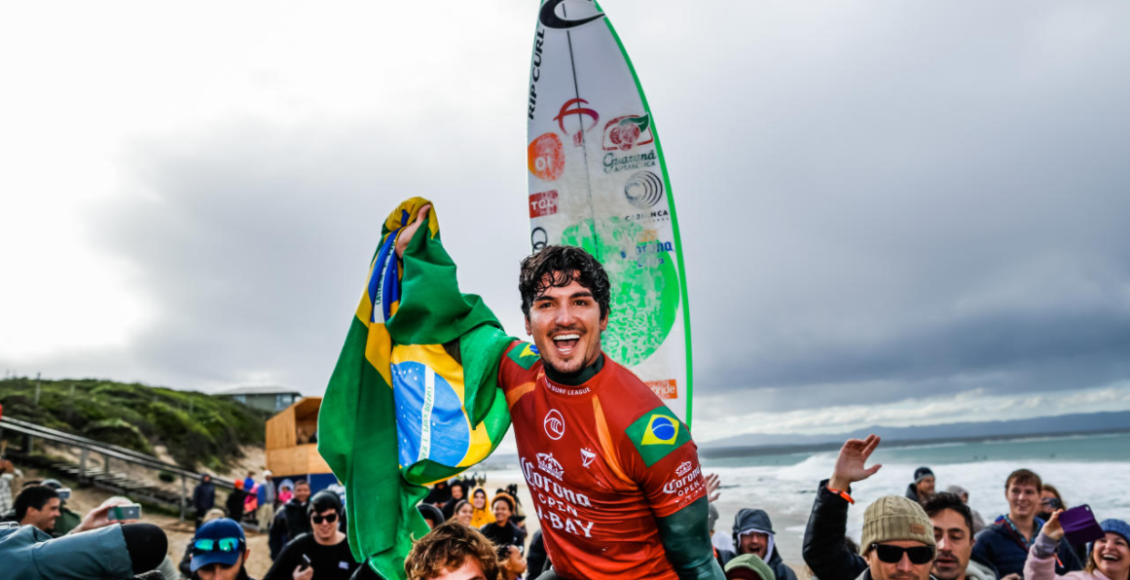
1023, 511, 1130, 580
264, 491, 358, 580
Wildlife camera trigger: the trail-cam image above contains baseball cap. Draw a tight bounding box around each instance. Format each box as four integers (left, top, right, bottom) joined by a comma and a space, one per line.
191, 518, 246, 572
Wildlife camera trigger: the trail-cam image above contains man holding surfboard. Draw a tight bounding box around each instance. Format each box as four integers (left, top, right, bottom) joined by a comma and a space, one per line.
395, 206, 723, 580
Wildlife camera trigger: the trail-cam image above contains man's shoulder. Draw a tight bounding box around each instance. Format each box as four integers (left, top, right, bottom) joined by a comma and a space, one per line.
595, 360, 671, 423
974, 522, 1018, 552
284, 532, 316, 549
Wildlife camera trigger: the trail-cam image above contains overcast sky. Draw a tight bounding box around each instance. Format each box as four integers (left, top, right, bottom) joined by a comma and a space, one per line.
2, 0, 1128, 444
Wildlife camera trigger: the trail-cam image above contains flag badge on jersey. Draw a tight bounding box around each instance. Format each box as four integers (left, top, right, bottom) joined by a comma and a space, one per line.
627, 406, 691, 467
507, 342, 542, 370
319, 198, 515, 580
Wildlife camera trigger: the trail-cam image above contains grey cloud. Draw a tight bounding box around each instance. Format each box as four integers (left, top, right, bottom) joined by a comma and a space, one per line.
10, 0, 1130, 428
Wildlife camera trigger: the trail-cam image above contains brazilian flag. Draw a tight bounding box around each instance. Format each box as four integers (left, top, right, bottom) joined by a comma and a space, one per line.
318, 198, 514, 579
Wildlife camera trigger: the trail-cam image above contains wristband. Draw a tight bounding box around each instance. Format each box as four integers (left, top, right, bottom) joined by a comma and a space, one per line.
826, 486, 855, 504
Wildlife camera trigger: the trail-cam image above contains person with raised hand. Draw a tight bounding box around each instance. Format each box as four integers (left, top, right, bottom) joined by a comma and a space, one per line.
802, 434, 885, 580
1024, 511, 1129, 580
803, 435, 1020, 580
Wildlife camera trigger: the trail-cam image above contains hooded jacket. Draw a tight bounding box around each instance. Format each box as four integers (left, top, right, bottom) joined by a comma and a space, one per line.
192, 479, 216, 512
469, 487, 495, 528
732, 509, 798, 580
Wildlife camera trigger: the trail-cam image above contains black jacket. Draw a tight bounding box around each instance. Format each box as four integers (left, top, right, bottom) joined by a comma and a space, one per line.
481, 520, 526, 552
526, 530, 549, 578
269, 499, 312, 560
226, 489, 247, 521
803, 480, 868, 580
905, 483, 922, 503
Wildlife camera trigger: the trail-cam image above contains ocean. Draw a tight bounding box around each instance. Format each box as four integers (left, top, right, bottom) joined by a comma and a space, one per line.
487, 432, 1130, 569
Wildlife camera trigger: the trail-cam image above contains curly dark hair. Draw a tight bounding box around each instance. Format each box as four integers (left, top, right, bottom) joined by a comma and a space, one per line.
405, 519, 500, 580
923, 492, 974, 535
518, 245, 611, 319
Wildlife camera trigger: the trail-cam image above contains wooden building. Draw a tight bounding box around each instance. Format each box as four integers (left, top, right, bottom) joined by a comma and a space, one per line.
265, 397, 336, 493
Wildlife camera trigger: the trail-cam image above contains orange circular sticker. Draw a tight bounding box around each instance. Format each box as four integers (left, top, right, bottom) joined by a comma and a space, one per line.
528, 132, 565, 181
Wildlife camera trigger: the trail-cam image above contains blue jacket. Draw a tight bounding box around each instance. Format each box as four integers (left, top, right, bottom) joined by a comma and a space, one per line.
972, 518, 1081, 578
0, 524, 133, 580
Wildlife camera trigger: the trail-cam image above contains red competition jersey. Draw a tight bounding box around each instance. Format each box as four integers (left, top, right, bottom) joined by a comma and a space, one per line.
499, 342, 706, 580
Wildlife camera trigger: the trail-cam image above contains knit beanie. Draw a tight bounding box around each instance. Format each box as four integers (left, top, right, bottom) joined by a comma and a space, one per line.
913, 467, 934, 483
862, 495, 935, 552
1094, 519, 1130, 553
1100, 519, 1130, 542
724, 554, 777, 580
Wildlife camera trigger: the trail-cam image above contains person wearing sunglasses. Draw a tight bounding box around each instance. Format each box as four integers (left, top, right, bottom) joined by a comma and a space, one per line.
802, 435, 938, 580
264, 490, 359, 580
190, 518, 254, 580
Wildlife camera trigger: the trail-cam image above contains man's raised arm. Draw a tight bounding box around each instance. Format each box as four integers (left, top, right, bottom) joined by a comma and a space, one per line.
802, 435, 882, 580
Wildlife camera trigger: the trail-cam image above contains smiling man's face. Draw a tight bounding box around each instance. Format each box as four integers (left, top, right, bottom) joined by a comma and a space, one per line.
1007, 481, 1040, 519
525, 274, 608, 375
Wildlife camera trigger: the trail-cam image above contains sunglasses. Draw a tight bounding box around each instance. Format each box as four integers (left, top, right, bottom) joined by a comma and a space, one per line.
871, 544, 935, 565
193, 537, 241, 554
312, 512, 338, 524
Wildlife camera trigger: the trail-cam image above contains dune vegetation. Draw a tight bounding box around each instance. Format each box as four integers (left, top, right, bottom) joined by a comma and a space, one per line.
0, 377, 267, 471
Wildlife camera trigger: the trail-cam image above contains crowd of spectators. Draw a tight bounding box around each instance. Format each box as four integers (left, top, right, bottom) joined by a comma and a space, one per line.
2, 437, 1127, 580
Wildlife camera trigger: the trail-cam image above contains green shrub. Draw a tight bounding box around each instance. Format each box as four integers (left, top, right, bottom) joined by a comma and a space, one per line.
0, 377, 269, 471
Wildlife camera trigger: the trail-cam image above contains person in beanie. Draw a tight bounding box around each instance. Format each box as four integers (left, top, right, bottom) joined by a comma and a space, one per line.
803, 435, 938, 580
226, 479, 247, 523
727, 509, 797, 580
480, 492, 525, 553
906, 467, 936, 504
725, 554, 777, 580
1024, 513, 1129, 580
190, 518, 255, 580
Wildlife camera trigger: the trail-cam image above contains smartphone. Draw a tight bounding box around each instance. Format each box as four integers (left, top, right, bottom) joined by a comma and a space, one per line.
56, 488, 72, 501
108, 504, 142, 521
1059, 505, 1104, 545
300, 554, 312, 569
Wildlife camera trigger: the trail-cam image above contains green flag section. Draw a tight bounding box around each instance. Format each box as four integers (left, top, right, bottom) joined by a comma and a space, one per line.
626, 405, 691, 468
318, 198, 515, 579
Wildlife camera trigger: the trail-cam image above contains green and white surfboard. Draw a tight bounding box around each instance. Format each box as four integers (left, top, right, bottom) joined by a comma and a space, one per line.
525, 0, 693, 425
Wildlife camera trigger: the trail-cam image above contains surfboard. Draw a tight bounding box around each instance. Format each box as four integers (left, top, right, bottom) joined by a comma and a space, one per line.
525, 0, 693, 425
